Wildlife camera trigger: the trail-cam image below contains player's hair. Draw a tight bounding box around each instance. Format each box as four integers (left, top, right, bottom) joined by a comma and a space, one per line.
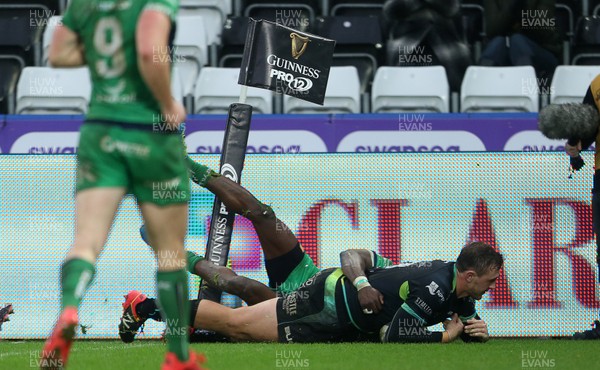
538, 103, 599, 140
456, 242, 503, 276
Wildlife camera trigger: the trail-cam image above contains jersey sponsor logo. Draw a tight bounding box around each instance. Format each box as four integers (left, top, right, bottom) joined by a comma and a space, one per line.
98, 1, 131, 11
426, 281, 439, 295
100, 136, 150, 157
282, 293, 298, 316
415, 261, 433, 268
337, 131, 486, 152
415, 297, 432, 315
426, 281, 445, 302
284, 326, 293, 343
97, 81, 137, 103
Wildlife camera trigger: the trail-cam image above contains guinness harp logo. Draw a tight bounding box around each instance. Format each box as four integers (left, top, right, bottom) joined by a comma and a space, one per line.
290, 32, 310, 59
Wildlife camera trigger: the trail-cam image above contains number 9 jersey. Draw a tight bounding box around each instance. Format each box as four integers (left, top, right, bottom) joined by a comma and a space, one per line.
61, 0, 179, 125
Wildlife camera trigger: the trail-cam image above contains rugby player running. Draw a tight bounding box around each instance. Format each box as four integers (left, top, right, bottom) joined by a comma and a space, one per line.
43, 0, 203, 368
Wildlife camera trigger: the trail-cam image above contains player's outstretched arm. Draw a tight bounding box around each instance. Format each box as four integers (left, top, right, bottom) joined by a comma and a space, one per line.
461, 317, 489, 343
340, 249, 384, 314
381, 310, 463, 343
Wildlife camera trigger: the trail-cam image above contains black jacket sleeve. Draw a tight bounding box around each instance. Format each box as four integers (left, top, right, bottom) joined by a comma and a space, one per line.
580, 87, 597, 151
484, 0, 521, 37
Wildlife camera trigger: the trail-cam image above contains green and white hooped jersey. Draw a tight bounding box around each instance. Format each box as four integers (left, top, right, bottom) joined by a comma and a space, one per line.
62, 0, 179, 125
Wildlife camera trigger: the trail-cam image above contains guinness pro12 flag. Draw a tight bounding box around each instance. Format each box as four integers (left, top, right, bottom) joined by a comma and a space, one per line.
238, 18, 336, 105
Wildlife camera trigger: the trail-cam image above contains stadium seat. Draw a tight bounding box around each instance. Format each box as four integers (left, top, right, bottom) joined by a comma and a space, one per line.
41, 16, 62, 66
218, 16, 250, 67
460, 66, 539, 113
171, 64, 184, 105
16, 66, 90, 114
0, 0, 61, 13
371, 66, 450, 113
460, 2, 485, 61
314, 16, 383, 93
0, 56, 24, 114
179, 0, 233, 46
193, 67, 273, 114
326, 0, 385, 18
555, 2, 574, 64
174, 14, 209, 97
572, 16, 600, 65
0, 4, 49, 66
556, 0, 593, 20
550, 65, 600, 104
283, 66, 360, 114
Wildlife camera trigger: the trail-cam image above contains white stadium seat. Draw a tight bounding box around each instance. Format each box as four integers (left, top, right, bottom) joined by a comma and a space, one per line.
171, 64, 184, 105
283, 66, 361, 114
41, 16, 63, 66
371, 66, 450, 113
194, 67, 273, 114
16, 67, 91, 114
179, 0, 232, 46
550, 66, 600, 104
174, 14, 209, 97
461, 66, 539, 112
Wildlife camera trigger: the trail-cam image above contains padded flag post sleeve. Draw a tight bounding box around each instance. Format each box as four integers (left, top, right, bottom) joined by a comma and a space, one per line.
238, 18, 336, 105
198, 103, 252, 302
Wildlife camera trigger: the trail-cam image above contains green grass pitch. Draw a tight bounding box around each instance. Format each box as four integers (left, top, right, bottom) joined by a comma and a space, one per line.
0, 339, 596, 370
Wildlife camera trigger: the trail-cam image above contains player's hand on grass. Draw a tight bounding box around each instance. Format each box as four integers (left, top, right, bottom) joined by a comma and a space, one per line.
463, 318, 489, 342
161, 100, 186, 131
358, 286, 384, 314
442, 313, 464, 342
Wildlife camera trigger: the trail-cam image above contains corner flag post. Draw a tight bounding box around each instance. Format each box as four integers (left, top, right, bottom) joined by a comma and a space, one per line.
198, 18, 335, 302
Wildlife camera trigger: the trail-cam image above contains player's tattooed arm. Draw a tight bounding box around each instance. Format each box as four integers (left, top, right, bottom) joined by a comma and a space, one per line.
340, 249, 384, 314
340, 249, 374, 279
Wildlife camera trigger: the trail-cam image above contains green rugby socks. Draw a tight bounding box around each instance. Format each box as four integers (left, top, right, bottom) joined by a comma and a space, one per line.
61, 258, 95, 310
